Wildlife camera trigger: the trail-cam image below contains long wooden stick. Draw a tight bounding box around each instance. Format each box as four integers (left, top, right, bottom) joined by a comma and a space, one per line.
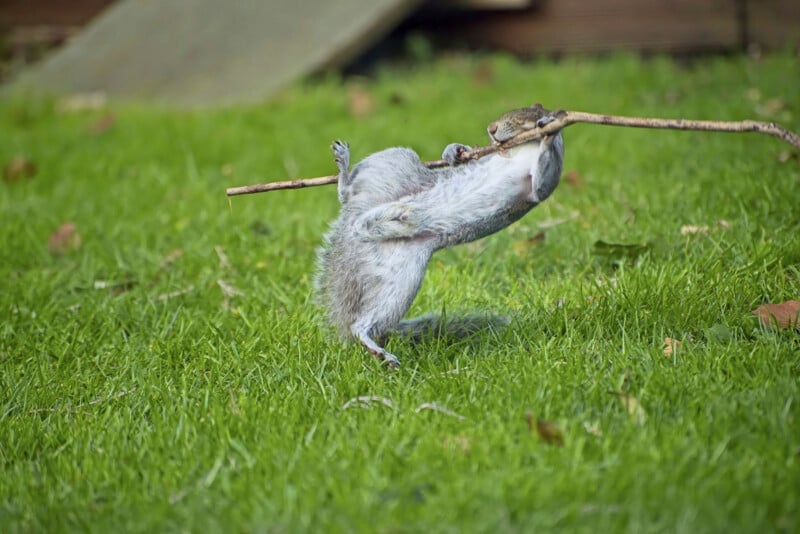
225, 110, 800, 196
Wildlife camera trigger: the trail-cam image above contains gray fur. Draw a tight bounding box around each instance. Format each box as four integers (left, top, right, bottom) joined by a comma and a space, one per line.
315, 106, 565, 367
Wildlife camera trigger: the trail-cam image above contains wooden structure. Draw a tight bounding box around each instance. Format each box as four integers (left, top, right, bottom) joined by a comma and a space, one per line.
2, 0, 798, 105
415, 0, 800, 54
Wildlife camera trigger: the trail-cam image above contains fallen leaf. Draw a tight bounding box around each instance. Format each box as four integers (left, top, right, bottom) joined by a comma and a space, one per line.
592, 240, 651, 260
3, 156, 37, 183
613, 392, 647, 425
680, 224, 710, 236
663, 337, 682, 356
48, 222, 81, 255
717, 220, 732, 230
526, 410, 565, 446
87, 113, 116, 134
535, 418, 565, 447
346, 83, 376, 118
471, 61, 494, 85
752, 300, 800, 330
563, 169, 583, 187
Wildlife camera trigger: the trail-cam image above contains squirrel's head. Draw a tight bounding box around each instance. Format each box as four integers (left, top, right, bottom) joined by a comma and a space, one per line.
487, 103, 552, 144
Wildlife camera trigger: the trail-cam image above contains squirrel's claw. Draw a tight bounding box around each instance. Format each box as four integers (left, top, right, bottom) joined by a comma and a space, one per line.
383, 353, 401, 369
355, 329, 401, 369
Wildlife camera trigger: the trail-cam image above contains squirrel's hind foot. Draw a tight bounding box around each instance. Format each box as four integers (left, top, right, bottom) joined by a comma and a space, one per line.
331, 140, 350, 173
354, 329, 401, 369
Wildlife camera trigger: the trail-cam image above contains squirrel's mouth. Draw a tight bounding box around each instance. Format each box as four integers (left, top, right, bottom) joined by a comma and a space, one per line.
487, 129, 503, 144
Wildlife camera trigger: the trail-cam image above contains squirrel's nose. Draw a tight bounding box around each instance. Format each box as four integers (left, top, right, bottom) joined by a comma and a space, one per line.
488, 123, 498, 134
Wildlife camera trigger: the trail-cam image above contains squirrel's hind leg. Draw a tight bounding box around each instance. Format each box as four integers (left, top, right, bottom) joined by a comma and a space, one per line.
352, 326, 401, 368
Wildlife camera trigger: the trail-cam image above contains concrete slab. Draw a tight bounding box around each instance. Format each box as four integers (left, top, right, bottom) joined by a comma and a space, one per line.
9, 0, 423, 106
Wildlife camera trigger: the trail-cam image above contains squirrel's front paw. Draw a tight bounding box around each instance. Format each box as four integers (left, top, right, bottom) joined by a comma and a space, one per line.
442, 143, 471, 165
536, 110, 566, 128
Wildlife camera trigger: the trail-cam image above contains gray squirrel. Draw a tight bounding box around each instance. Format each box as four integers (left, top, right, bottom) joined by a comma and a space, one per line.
315, 104, 565, 367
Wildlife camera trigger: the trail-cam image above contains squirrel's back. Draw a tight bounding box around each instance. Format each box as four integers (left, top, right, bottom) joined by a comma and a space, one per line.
314, 216, 362, 338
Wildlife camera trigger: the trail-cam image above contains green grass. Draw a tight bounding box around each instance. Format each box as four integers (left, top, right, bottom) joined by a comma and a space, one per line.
1, 52, 799, 533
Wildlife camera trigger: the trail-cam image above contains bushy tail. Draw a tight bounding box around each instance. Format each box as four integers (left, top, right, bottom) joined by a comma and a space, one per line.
394, 313, 510, 343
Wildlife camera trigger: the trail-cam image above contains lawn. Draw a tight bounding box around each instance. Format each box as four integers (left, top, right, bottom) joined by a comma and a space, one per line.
1, 52, 799, 533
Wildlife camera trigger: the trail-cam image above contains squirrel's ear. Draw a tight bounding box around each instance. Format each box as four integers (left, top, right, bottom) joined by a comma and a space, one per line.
530, 103, 544, 110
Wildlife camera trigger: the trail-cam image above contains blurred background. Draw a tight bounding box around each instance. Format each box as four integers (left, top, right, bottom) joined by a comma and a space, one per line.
1, 0, 798, 106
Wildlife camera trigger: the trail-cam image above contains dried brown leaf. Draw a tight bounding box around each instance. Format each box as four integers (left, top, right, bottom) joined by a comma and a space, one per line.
471, 62, 494, 85
663, 337, 682, 356
535, 418, 565, 447
48, 221, 81, 255
564, 169, 583, 188
3, 156, 37, 183
346, 83, 376, 118
752, 300, 800, 330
